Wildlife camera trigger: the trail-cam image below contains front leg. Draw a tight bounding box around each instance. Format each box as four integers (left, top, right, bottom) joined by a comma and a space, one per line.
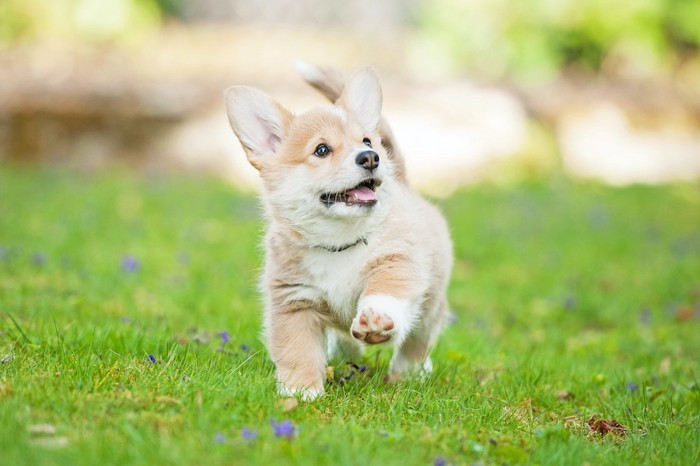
350, 254, 419, 347
266, 300, 326, 400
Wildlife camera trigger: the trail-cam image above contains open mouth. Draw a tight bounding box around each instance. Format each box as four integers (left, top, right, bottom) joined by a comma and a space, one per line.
320, 178, 382, 207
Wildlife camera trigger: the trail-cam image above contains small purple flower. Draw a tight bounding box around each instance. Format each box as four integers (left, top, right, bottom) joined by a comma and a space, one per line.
359, 365, 367, 372
564, 295, 576, 310
474, 318, 488, 329
32, 252, 46, 266
271, 420, 295, 439
177, 251, 190, 265
214, 432, 226, 444
240, 344, 250, 352
434, 457, 447, 466
447, 312, 458, 326
627, 382, 639, 392
121, 255, 140, 273
147, 354, 156, 364
639, 308, 651, 325
241, 427, 258, 441
217, 331, 231, 344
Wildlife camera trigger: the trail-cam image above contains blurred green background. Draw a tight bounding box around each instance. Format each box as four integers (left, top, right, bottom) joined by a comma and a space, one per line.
1, 3, 699, 465
1, 0, 700, 272
1, 0, 699, 191
2, 0, 699, 82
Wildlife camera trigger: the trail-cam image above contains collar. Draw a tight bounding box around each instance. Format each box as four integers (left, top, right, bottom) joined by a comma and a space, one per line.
313, 236, 368, 253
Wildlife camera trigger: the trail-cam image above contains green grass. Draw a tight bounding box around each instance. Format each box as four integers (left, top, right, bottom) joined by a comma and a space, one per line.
1, 165, 698, 465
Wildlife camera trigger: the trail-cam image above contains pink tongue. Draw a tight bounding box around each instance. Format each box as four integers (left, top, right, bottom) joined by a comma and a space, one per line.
346, 185, 376, 202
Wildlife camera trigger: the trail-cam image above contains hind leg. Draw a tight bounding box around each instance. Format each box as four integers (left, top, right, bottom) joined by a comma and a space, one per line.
389, 329, 434, 377
389, 298, 447, 377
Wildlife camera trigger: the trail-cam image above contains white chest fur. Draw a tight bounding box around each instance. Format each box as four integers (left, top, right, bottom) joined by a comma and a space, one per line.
301, 245, 370, 323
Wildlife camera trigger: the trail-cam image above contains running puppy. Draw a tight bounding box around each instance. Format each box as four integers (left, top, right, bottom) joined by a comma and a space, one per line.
225, 65, 452, 399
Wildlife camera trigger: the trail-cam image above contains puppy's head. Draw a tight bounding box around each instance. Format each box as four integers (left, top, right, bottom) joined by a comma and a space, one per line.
225, 67, 390, 224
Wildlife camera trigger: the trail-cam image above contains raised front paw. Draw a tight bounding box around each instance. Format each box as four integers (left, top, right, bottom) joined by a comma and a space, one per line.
351, 306, 395, 344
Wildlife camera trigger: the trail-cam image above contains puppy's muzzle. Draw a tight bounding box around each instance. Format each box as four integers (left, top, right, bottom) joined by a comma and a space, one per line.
355, 150, 379, 172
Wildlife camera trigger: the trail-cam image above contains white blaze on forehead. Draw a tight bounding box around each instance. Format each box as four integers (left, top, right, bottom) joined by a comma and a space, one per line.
329, 106, 348, 123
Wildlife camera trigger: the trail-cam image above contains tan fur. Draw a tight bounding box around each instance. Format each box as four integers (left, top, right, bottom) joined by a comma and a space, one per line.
266, 300, 327, 394
225, 66, 452, 399
296, 63, 408, 183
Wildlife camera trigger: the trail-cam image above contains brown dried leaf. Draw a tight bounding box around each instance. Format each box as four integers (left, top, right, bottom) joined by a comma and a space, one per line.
586, 416, 627, 436
674, 306, 695, 322
175, 335, 189, 345
557, 390, 574, 400
277, 397, 299, 413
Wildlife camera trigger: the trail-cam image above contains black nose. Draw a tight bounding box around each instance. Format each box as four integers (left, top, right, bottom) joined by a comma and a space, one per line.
355, 150, 379, 172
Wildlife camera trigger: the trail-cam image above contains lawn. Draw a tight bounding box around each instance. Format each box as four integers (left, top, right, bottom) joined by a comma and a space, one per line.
1, 165, 698, 465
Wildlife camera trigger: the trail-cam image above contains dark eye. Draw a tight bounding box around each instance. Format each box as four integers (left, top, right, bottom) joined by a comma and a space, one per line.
314, 144, 331, 158
362, 138, 372, 147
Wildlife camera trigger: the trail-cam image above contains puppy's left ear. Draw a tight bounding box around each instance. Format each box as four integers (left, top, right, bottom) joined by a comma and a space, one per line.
337, 67, 382, 133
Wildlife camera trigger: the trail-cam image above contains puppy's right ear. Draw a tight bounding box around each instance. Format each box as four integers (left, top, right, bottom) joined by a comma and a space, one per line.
225, 86, 292, 170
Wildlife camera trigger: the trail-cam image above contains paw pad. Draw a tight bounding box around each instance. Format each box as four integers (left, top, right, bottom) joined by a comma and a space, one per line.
351, 307, 395, 344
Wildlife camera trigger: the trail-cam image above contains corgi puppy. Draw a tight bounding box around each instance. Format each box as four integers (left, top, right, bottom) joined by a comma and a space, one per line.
225, 65, 452, 400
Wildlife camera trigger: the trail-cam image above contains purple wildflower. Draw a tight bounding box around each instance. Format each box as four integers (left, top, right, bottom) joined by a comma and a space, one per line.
147, 354, 156, 364
627, 382, 639, 392
359, 365, 367, 372
240, 344, 250, 352
121, 255, 140, 273
639, 308, 651, 325
32, 252, 46, 266
214, 432, 226, 444
217, 331, 231, 344
241, 427, 258, 441
271, 420, 295, 439
434, 457, 447, 466
177, 251, 190, 265
473, 318, 488, 329
447, 312, 458, 326
564, 295, 576, 310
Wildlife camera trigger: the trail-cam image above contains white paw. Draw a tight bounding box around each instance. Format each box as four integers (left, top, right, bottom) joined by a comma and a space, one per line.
278, 385, 323, 401
391, 354, 433, 377
350, 295, 414, 345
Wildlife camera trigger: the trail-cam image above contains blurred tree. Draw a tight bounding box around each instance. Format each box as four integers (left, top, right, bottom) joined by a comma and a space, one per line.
0, 0, 162, 43
0, 0, 35, 41
416, 0, 700, 82
152, 0, 185, 18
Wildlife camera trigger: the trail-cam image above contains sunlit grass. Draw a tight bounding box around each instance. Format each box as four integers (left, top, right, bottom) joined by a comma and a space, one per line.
1, 166, 698, 465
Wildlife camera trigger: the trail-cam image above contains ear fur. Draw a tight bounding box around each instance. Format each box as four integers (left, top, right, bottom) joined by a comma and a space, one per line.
225, 86, 292, 170
337, 67, 382, 133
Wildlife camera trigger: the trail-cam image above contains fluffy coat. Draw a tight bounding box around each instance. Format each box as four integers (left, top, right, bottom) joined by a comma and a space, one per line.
225, 65, 452, 399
